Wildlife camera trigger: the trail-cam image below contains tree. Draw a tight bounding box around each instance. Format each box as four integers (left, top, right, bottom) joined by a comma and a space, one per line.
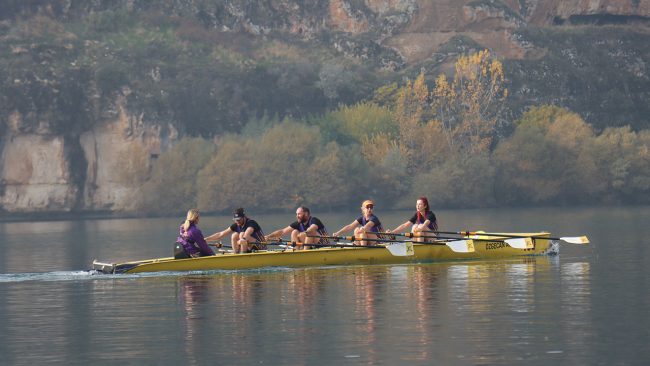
404, 154, 496, 209
391, 74, 450, 174
316, 64, 353, 100
196, 138, 261, 213
361, 133, 410, 200
492, 127, 565, 204
309, 102, 394, 146
517, 105, 569, 131
431, 50, 507, 156
330, 102, 395, 143
493, 113, 609, 204
196, 118, 370, 212
115, 141, 151, 189
395, 74, 429, 153
590, 127, 650, 201
139, 137, 217, 215
372, 82, 400, 107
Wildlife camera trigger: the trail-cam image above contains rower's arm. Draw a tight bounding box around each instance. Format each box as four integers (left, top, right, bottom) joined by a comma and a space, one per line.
413, 220, 431, 232
240, 227, 255, 242
389, 221, 413, 233
362, 220, 375, 231
266, 226, 293, 239
305, 224, 319, 235
333, 221, 359, 237
205, 228, 232, 242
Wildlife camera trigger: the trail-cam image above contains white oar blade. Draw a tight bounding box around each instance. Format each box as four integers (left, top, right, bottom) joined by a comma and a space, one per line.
386, 243, 408, 256
446, 240, 475, 253
505, 238, 534, 249
560, 236, 589, 244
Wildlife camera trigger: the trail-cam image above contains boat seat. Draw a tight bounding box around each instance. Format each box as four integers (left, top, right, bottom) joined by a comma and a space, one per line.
174, 242, 190, 259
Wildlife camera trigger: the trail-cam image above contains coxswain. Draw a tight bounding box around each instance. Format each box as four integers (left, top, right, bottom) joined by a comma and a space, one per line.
332, 200, 384, 246
387, 197, 438, 242
205, 207, 267, 254
265, 206, 329, 250
178, 209, 216, 257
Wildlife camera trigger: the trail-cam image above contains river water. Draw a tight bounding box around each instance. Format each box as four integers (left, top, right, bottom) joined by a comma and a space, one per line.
0, 206, 648, 365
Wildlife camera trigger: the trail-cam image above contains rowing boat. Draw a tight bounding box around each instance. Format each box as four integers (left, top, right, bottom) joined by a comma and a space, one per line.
92, 233, 554, 274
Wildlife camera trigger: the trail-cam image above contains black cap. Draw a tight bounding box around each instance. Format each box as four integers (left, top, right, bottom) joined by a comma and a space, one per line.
233, 207, 245, 220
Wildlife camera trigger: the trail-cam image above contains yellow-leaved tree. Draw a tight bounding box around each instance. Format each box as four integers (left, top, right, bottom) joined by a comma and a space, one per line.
431, 50, 507, 155
391, 74, 450, 174
395, 74, 429, 153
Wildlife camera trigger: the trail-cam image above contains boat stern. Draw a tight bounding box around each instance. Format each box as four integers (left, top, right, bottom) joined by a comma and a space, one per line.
93, 260, 116, 274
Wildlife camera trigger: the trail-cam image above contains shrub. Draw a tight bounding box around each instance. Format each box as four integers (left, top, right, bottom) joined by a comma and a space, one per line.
139, 137, 217, 216
404, 154, 496, 209
95, 67, 127, 94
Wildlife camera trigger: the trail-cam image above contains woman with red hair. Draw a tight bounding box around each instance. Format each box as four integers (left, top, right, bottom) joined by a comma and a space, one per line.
387, 197, 438, 242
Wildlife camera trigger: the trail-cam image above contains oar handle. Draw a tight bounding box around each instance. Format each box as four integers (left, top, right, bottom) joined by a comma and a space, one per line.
308, 235, 413, 244
263, 237, 372, 248
367, 231, 435, 239
208, 243, 231, 248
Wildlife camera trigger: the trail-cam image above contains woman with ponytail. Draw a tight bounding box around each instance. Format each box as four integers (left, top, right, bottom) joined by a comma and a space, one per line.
387, 197, 438, 242
178, 209, 215, 258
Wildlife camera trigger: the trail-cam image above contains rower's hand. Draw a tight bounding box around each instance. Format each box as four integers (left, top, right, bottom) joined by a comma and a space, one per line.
386, 229, 392, 233
238, 238, 247, 245
298, 232, 307, 238
333, 232, 340, 237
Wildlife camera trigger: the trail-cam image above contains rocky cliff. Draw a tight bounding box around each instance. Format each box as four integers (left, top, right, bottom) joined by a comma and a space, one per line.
1, 0, 649, 216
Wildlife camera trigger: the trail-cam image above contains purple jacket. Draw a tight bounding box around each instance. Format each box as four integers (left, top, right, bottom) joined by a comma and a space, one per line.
178, 222, 215, 257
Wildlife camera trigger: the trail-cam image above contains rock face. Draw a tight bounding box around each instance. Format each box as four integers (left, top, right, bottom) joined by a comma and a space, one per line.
387, 0, 650, 61
1, 0, 649, 215
78, 101, 178, 212
1, 131, 77, 211
1, 88, 178, 214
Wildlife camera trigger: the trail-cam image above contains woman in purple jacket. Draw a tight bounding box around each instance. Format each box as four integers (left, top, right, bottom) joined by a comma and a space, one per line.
178, 209, 215, 258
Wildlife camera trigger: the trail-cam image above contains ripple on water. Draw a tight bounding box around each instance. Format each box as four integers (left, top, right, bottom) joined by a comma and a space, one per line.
0, 266, 305, 283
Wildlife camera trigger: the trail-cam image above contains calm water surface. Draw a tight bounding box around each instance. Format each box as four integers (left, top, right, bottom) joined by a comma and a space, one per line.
0, 206, 648, 365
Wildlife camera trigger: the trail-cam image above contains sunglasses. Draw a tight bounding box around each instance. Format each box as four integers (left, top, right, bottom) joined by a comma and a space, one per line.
363, 206, 374, 209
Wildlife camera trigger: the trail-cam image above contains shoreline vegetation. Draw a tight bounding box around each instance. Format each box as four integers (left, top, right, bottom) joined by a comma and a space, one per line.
1, 7, 650, 218
112, 102, 650, 216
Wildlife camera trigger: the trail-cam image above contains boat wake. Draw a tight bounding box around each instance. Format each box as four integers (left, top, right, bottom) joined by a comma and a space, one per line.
0, 270, 102, 283
0, 266, 301, 282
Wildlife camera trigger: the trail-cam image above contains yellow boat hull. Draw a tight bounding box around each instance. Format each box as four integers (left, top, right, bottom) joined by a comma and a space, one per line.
93, 233, 553, 274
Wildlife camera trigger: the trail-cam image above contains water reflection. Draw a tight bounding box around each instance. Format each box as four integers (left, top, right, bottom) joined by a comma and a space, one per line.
352, 267, 383, 348
284, 270, 325, 335
407, 266, 440, 360
560, 262, 592, 363
178, 276, 210, 358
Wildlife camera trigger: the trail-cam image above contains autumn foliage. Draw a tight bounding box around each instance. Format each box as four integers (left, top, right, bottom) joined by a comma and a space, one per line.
431, 51, 507, 156
118, 51, 650, 214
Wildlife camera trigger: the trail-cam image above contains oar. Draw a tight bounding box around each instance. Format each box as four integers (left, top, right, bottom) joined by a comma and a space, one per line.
263, 238, 372, 249
208, 243, 231, 248
370, 231, 535, 250
423, 230, 589, 244
307, 235, 475, 254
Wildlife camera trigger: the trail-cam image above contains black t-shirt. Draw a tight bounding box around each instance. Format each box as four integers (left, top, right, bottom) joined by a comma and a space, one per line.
409, 211, 437, 225
356, 214, 382, 228
230, 219, 262, 234
290, 217, 325, 232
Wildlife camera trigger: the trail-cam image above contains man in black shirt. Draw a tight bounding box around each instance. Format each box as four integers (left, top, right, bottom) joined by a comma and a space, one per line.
266, 206, 329, 250
205, 207, 267, 254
